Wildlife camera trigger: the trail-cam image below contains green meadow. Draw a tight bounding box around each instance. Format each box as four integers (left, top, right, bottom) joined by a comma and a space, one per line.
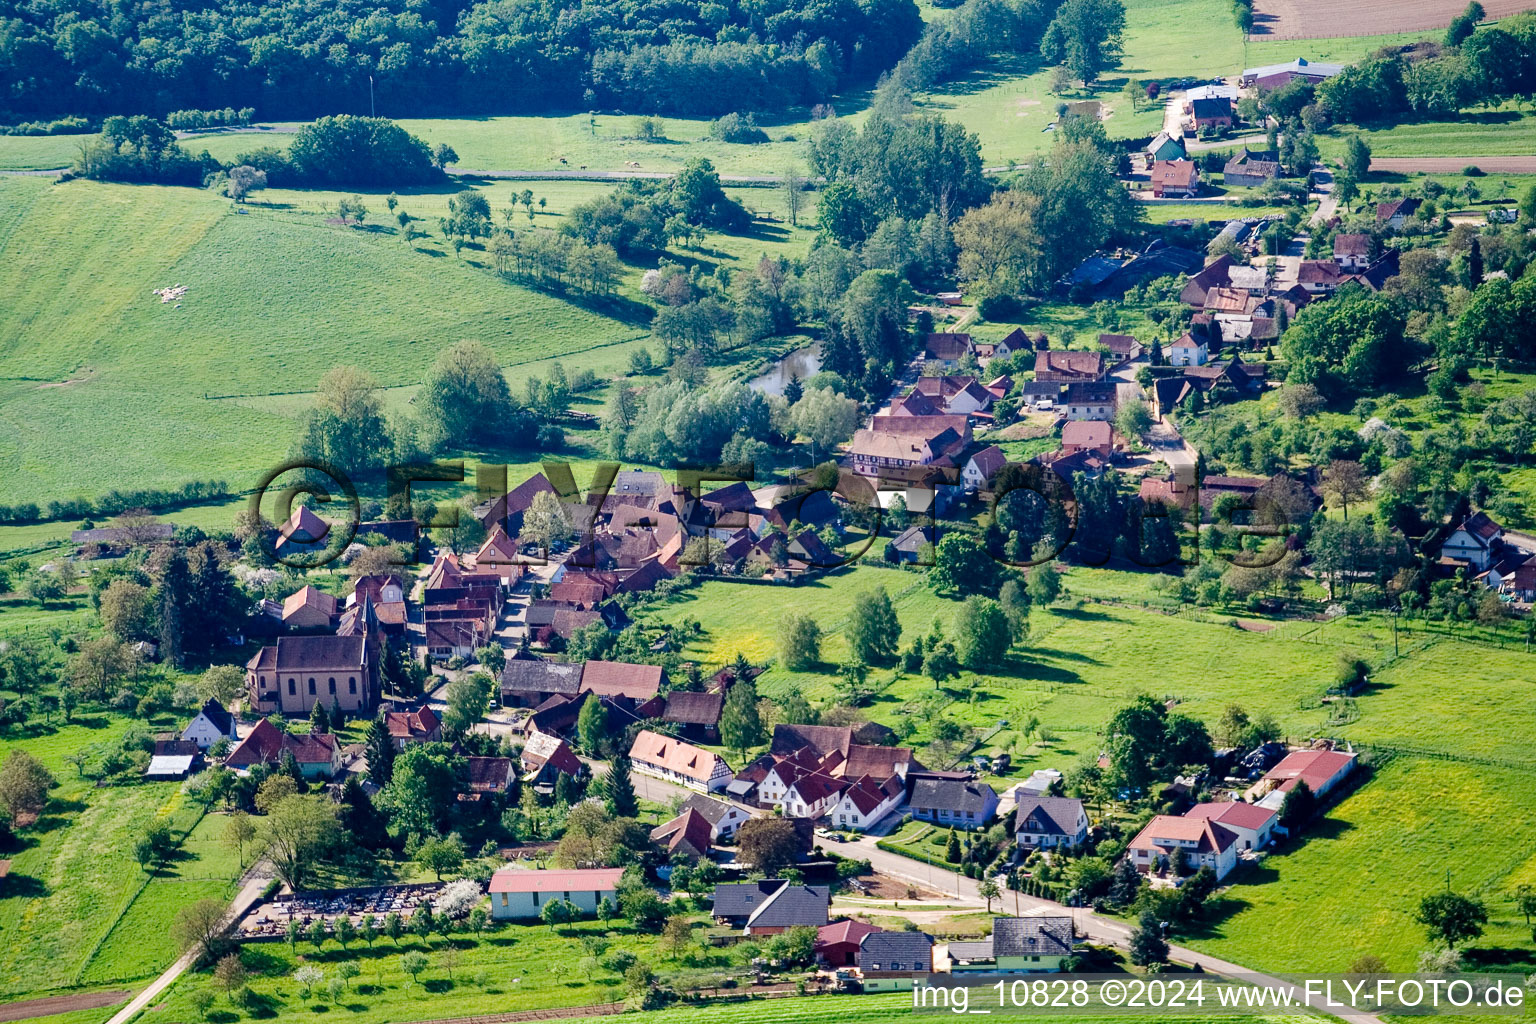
0, 716, 246, 1000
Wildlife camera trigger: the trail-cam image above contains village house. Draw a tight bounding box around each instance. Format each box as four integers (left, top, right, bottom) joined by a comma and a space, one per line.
246, 633, 379, 716
827, 774, 904, 831
922, 333, 975, 369
145, 740, 201, 781
711, 880, 830, 934
1168, 332, 1209, 367
650, 808, 715, 861
658, 690, 725, 743
1184, 801, 1279, 851
181, 699, 237, 749
962, 445, 1007, 492
1021, 380, 1062, 410
384, 705, 441, 748
1441, 511, 1504, 571
680, 793, 752, 840
887, 524, 936, 563
910, 375, 994, 416
909, 777, 998, 830
465, 756, 516, 798
225, 718, 340, 779
1062, 381, 1118, 422
1128, 814, 1240, 880
858, 930, 935, 990
273, 505, 331, 557
488, 867, 624, 920
1180, 254, 1234, 307
500, 659, 585, 707
1223, 150, 1280, 187
520, 731, 583, 785
816, 919, 880, 966
630, 729, 733, 792
972, 329, 1022, 362
1146, 131, 1185, 163
1034, 350, 1105, 383
1188, 97, 1234, 132
1297, 259, 1344, 295
1376, 197, 1422, 230
846, 416, 970, 479
1059, 420, 1116, 459
1150, 160, 1200, 199
1332, 233, 1371, 271
281, 585, 338, 631
1098, 333, 1143, 367
949, 917, 1076, 974
1012, 796, 1089, 850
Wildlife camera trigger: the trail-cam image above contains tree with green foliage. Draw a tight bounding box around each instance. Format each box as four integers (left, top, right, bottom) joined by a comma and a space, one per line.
603, 755, 639, 818
945, 829, 962, 862
737, 816, 802, 875
1279, 779, 1317, 831
577, 695, 610, 755
929, 534, 1001, 596
720, 676, 766, 756
379, 744, 466, 837
415, 833, 466, 880
401, 951, 429, 986
1342, 135, 1372, 182
1129, 911, 1169, 965
364, 717, 395, 786
443, 671, 493, 737
1416, 890, 1488, 949
1040, 0, 1126, 85
846, 587, 902, 664
778, 613, 822, 670
309, 699, 331, 734
953, 596, 1012, 670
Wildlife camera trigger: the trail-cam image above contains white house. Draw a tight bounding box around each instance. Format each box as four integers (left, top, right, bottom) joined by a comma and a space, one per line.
629, 729, 733, 792
1127, 815, 1240, 881
962, 445, 1007, 493
1184, 802, 1278, 851
181, 699, 238, 749
1012, 796, 1089, 850
828, 774, 904, 832
1062, 383, 1118, 422
1441, 512, 1503, 571
783, 774, 844, 819
488, 868, 624, 920
1167, 333, 1208, 367
681, 793, 753, 840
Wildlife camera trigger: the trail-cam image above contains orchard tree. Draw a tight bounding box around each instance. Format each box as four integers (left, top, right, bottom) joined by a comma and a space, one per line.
1415, 891, 1488, 949
846, 587, 901, 664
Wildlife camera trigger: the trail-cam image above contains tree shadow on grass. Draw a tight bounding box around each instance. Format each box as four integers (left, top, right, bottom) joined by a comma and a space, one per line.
1027, 646, 1104, 666
0, 873, 48, 898
1464, 947, 1536, 968
421, 979, 455, 994
1050, 607, 1114, 622
241, 946, 290, 976
1011, 662, 1083, 685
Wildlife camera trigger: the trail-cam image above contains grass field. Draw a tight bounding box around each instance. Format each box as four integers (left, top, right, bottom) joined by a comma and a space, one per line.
0, 135, 82, 171
1188, 757, 1536, 973
0, 715, 243, 999
0, 175, 646, 507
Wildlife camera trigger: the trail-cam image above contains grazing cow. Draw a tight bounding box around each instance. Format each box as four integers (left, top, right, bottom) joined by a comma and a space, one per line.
558, 157, 567, 164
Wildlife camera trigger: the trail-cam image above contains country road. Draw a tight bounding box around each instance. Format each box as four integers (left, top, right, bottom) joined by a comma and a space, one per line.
845, 830, 1386, 1024
101, 866, 274, 1024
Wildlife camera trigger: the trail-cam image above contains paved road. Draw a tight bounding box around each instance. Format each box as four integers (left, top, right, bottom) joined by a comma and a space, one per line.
844, 830, 1383, 1023
102, 866, 273, 1024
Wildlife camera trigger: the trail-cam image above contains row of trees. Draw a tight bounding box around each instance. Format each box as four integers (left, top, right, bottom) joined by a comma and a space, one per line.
0, 0, 922, 118
76, 116, 442, 188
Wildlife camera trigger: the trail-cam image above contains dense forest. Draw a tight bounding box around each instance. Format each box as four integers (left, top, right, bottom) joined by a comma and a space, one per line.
0, 0, 923, 119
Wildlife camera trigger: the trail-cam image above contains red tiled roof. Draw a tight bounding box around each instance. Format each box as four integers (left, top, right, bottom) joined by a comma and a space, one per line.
581, 661, 664, 700
1262, 750, 1355, 794
385, 705, 439, 740
1185, 801, 1276, 831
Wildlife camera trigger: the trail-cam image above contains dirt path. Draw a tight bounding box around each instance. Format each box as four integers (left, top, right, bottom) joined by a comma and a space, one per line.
1371, 156, 1536, 173
0, 990, 130, 1022
1249, 0, 1531, 38
102, 867, 273, 1024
